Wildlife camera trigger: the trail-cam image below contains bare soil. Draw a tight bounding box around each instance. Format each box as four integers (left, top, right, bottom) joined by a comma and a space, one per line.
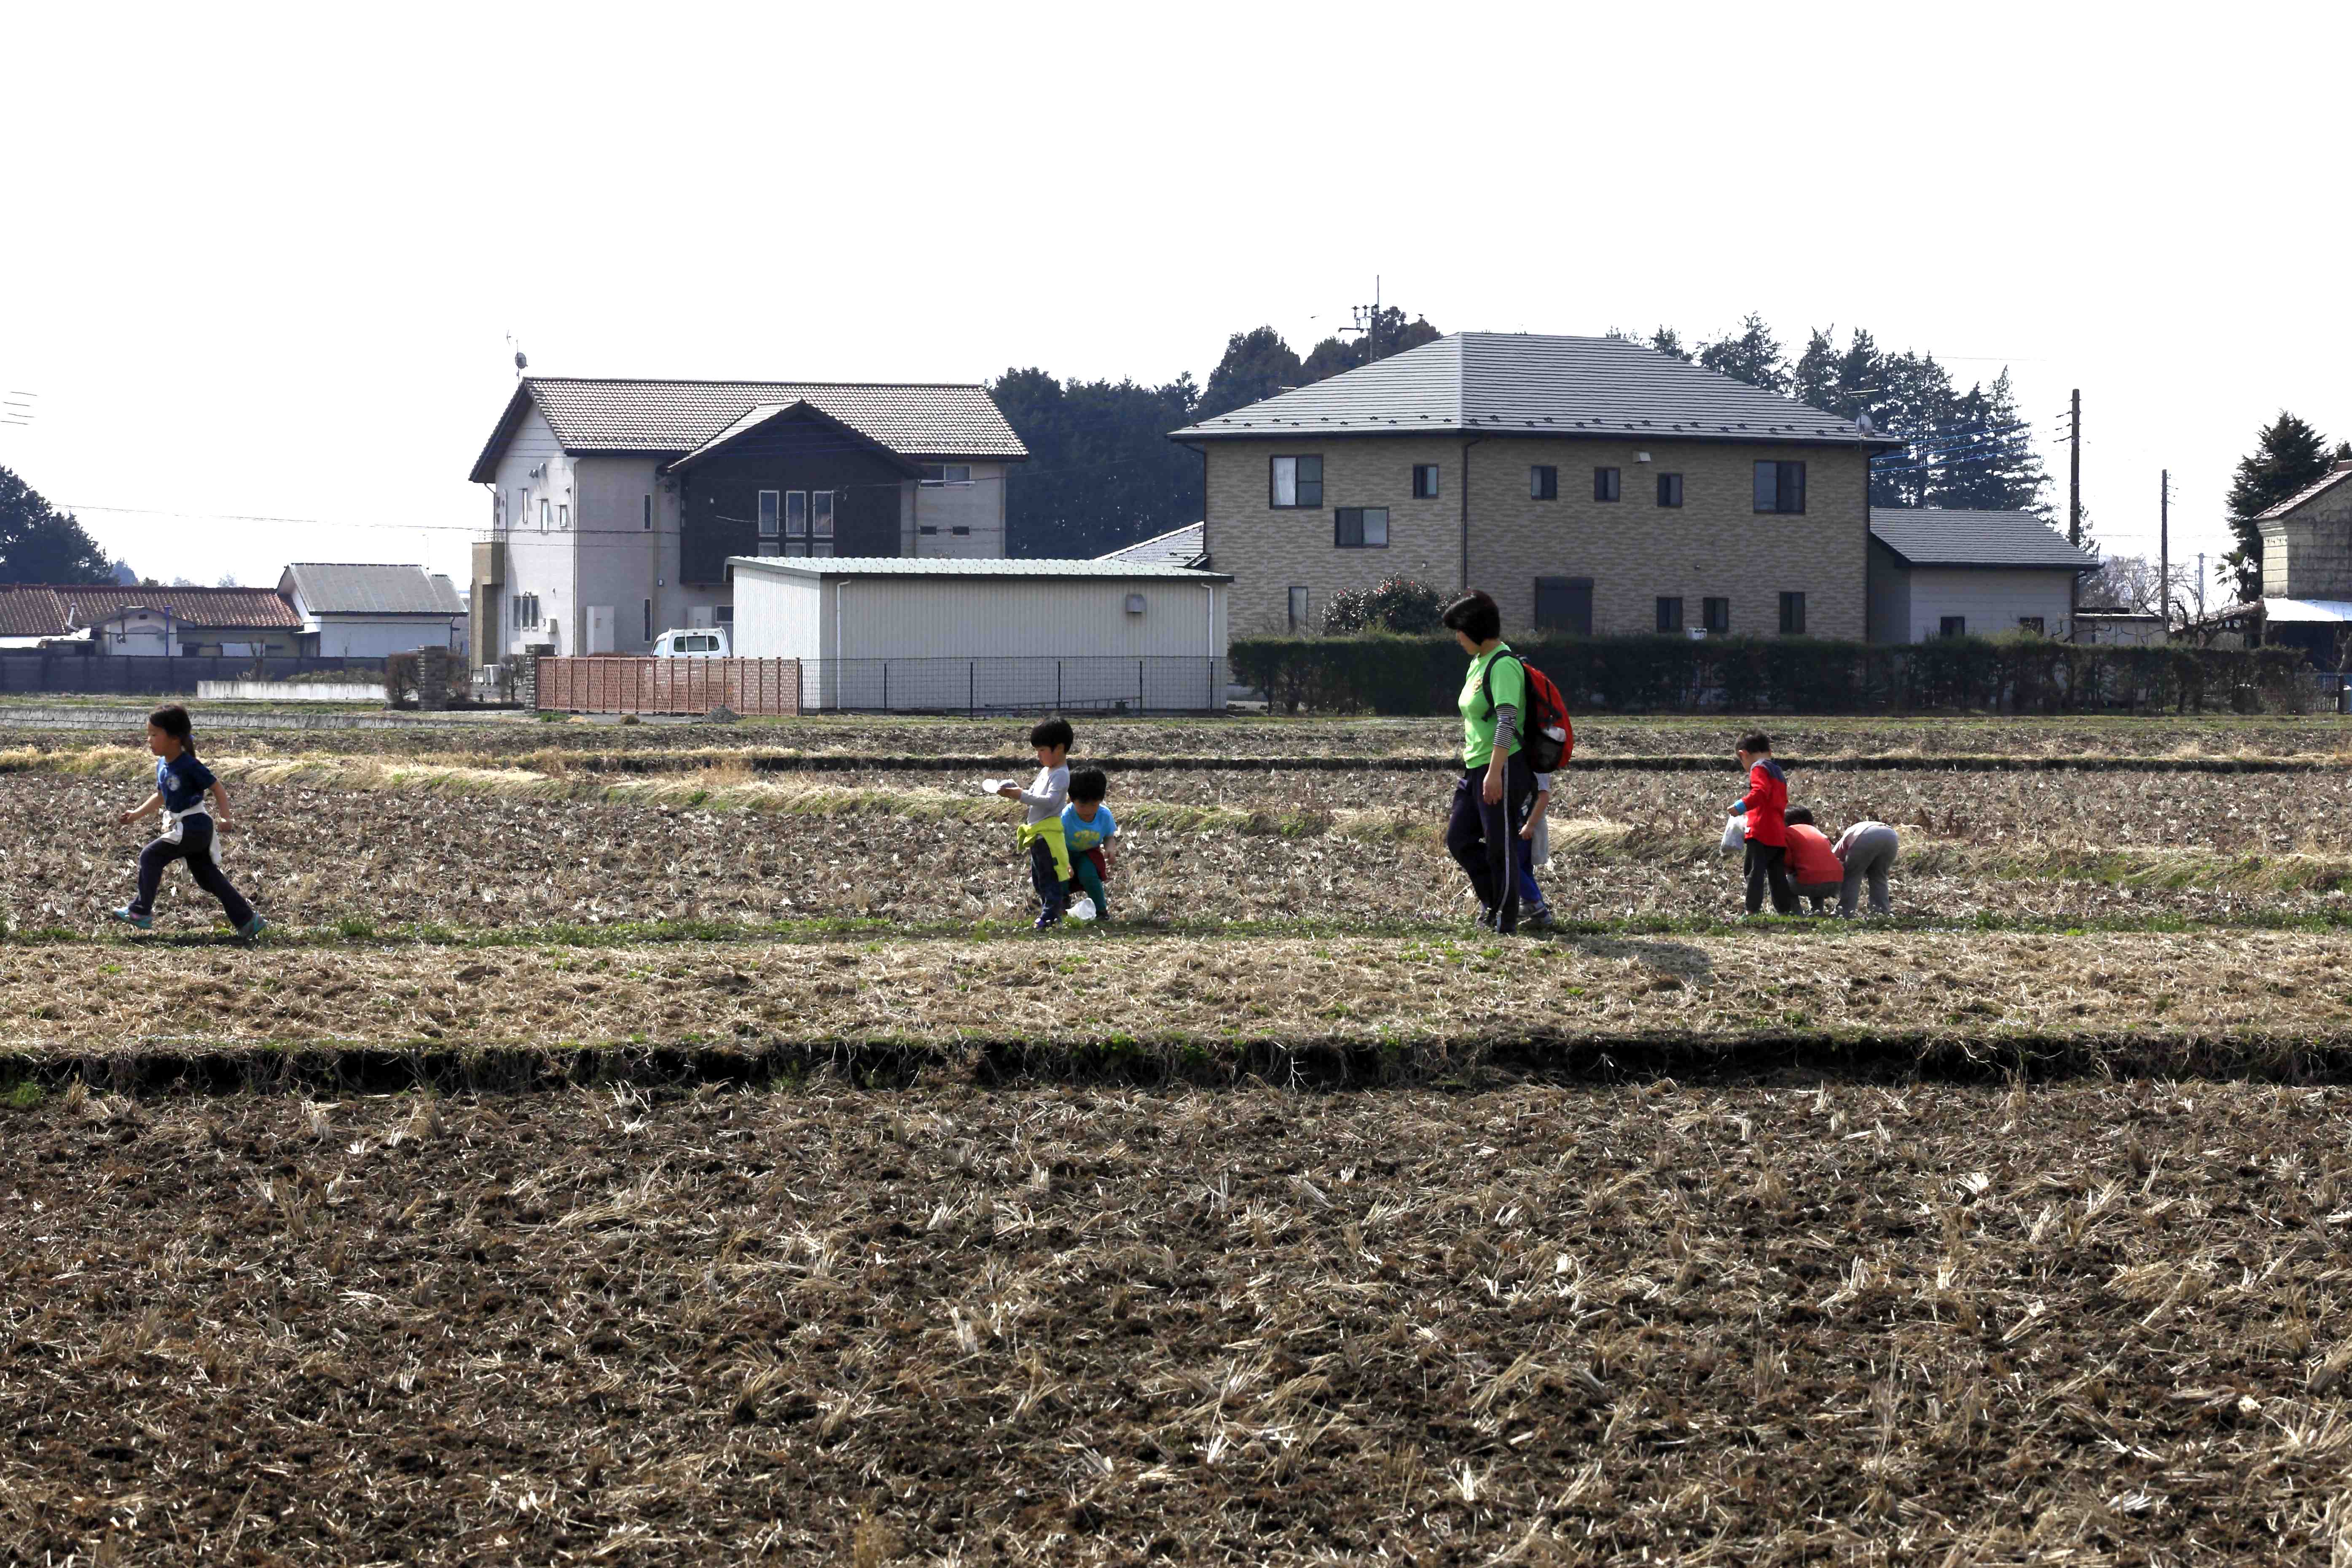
6, 1081, 2349, 1564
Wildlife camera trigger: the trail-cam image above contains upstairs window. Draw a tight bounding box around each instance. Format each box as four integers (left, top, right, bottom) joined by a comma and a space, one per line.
1657, 473, 1683, 507
1703, 596, 1730, 634
812, 491, 835, 556
1334, 507, 1388, 548
1593, 467, 1621, 502
757, 491, 781, 537
1656, 596, 1684, 633
1412, 464, 1440, 499
922, 463, 973, 485
1270, 455, 1323, 508
1530, 465, 1558, 501
558, 504, 569, 530
1754, 460, 1807, 513
785, 491, 809, 541
1779, 591, 1806, 634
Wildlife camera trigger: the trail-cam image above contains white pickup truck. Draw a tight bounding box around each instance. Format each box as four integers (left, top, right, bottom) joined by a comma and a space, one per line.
650, 628, 730, 658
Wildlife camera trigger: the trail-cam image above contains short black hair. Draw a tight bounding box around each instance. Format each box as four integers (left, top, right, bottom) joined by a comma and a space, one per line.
149, 703, 196, 757
1440, 590, 1501, 643
1783, 806, 1814, 827
1068, 767, 1107, 804
1738, 731, 1772, 754
1030, 717, 1073, 751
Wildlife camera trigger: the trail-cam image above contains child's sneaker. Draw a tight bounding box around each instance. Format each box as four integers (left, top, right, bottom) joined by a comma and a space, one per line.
1523, 905, 1555, 931
1032, 911, 1061, 931
236, 915, 268, 941
110, 907, 152, 931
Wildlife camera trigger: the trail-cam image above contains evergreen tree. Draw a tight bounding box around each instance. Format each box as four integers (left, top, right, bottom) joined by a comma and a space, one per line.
1197, 327, 1304, 423
1932, 370, 2049, 514
1791, 328, 1840, 411
989, 368, 1203, 558
2221, 411, 2336, 600
1695, 312, 1787, 392
1868, 350, 1959, 509
1298, 308, 1440, 387
0, 466, 113, 584
1648, 327, 1692, 362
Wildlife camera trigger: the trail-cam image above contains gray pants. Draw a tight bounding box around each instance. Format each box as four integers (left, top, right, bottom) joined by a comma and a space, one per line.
1838, 826, 1898, 916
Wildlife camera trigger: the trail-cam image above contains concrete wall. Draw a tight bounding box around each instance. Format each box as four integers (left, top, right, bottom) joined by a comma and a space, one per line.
1898, 567, 2078, 642
1202, 434, 1871, 639
900, 463, 1011, 557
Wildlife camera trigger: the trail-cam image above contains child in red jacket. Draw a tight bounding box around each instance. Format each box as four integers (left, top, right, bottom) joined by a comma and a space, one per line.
1729, 730, 1796, 915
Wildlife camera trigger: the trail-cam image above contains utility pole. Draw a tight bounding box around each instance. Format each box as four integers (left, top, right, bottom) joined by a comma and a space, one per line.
2067, 389, 2081, 547
2195, 551, 2207, 626
2159, 469, 2171, 636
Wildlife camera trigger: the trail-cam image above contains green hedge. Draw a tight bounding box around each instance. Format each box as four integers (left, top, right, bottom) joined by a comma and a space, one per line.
1230, 634, 2314, 716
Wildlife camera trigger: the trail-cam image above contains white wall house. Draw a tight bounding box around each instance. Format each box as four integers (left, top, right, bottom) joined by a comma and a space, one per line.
278, 563, 467, 658
1867, 509, 2098, 643
729, 556, 1232, 712
466, 377, 1028, 667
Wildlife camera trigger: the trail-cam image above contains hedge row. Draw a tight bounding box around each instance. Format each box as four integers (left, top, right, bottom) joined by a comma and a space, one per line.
1230, 634, 2317, 716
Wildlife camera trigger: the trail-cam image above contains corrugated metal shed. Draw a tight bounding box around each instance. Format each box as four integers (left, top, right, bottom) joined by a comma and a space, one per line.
728, 556, 1229, 581
470, 377, 1027, 481
1171, 333, 1891, 447
282, 563, 467, 615
1869, 509, 2098, 569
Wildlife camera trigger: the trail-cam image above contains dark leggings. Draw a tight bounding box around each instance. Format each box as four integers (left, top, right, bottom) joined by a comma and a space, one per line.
1444, 755, 1535, 932
132, 816, 255, 927
1743, 839, 1797, 915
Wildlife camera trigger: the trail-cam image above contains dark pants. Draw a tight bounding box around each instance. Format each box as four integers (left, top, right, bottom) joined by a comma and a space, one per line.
1027, 838, 1069, 919
1445, 755, 1535, 932
1744, 839, 1796, 915
133, 816, 255, 927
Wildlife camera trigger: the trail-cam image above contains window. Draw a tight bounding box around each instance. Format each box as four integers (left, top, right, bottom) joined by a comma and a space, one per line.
642, 494, 653, 531
2018, 616, 2045, 635
1534, 576, 1593, 634
1593, 467, 1621, 502
1753, 460, 1807, 513
512, 593, 540, 629
1270, 455, 1323, 508
1779, 592, 1806, 634
1530, 465, 1558, 501
558, 504, 569, 530
1288, 587, 1311, 630
1412, 464, 1440, 499
950, 525, 970, 536
715, 605, 733, 625
540, 498, 552, 529
1334, 507, 1388, 548
757, 542, 781, 557
1941, 615, 1967, 638
757, 491, 780, 537
918, 524, 939, 536
1656, 596, 1684, 633
1703, 597, 1730, 634
922, 463, 973, 485
785, 491, 808, 542
643, 599, 653, 641
812, 491, 834, 544
1657, 473, 1683, 507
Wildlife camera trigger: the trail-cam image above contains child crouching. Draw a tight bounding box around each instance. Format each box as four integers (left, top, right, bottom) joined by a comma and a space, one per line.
1060, 768, 1117, 920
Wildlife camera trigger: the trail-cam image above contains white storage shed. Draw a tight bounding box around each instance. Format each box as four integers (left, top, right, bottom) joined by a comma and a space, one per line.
279, 563, 468, 658
728, 556, 1232, 712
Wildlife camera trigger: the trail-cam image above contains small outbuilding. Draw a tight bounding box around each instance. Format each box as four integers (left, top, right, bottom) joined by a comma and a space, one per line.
1867, 508, 2099, 643
279, 563, 467, 658
728, 556, 1231, 712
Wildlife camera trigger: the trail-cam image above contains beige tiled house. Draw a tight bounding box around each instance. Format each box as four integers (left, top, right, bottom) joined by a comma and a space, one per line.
1170, 333, 1895, 639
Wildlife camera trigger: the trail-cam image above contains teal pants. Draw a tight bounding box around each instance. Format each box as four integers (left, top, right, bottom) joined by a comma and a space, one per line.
1068, 850, 1108, 913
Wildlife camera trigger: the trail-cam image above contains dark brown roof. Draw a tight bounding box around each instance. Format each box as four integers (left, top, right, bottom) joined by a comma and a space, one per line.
469, 377, 1028, 481
0, 585, 301, 636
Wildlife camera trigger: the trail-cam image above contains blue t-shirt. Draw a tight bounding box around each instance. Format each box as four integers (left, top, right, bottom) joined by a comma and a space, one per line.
1060, 802, 1116, 853
157, 752, 217, 813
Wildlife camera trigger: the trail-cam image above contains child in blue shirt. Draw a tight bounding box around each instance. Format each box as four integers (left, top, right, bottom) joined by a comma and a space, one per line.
111, 704, 265, 938
1058, 768, 1117, 919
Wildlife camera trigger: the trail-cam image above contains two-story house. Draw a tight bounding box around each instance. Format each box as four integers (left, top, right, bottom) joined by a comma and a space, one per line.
1169, 333, 1894, 639
464, 377, 1027, 664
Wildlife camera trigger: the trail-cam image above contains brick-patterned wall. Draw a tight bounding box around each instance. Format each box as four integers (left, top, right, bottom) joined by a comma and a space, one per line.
1206, 436, 1871, 640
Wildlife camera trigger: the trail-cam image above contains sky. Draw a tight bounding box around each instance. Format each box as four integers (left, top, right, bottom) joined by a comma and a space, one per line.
2, 1, 2344, 608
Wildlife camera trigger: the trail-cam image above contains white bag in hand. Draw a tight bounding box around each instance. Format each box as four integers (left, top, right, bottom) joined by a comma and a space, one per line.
1720, 813, 1747, 854
979, 778, 1008, 797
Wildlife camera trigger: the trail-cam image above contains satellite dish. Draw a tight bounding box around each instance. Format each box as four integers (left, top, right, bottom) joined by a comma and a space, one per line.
515, 350, 529, 373
1856, 412, 1875, 435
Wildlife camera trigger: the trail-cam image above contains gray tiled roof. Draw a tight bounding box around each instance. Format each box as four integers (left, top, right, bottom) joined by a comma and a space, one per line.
2255, 462, 2352, 521
470, 377, 1026, 479
1095, 521, 1207, 569
730, 556, 1229, 581
1869, 508, 2099, 569
281, 562, 466, 616
1170, 333, 1892, 447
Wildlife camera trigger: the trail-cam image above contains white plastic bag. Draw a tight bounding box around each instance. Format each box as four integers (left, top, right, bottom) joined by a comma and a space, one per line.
1068, 894, 1098, 923
1720, 813, 1747, 854
979, 778, 1008, 797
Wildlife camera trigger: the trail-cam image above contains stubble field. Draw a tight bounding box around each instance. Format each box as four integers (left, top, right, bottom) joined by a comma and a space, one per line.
9, 708, 2352, 1564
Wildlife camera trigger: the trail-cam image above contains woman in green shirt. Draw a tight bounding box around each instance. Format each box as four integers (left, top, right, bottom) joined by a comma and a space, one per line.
1441, 590, 1536, 933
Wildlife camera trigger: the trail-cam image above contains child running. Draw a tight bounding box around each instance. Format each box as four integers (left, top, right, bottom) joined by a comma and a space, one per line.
111, 704, 266, 939
1059, 768, 1118, 921
994, 717, 1073, 929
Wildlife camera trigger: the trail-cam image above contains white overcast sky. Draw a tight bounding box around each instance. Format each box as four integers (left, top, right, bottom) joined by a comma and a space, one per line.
2, 2, 2344, 600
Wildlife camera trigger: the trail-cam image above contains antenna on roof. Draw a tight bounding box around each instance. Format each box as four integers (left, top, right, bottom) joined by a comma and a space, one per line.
1856, 412, 1874, 435
507, 332, 528, 377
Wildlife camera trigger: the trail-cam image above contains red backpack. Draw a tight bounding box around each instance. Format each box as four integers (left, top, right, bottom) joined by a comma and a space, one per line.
1481, 651, 1574, 772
